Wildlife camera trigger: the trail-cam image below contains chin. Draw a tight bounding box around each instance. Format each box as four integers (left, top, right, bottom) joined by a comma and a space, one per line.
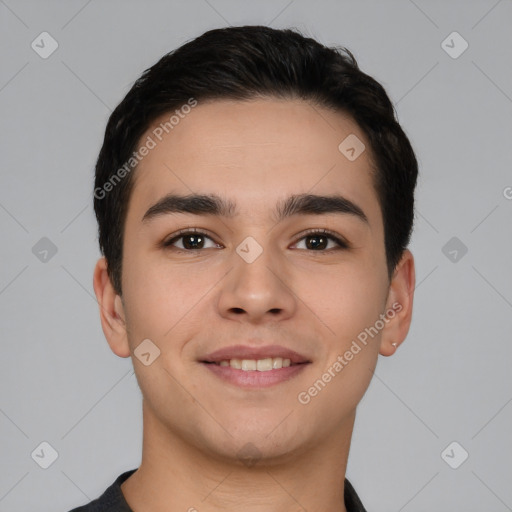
197, 422, 311, 467
208, 438, 306, 468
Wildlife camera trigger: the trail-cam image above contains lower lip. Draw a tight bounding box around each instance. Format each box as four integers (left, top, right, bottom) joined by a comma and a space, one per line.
202, 362, 310, 388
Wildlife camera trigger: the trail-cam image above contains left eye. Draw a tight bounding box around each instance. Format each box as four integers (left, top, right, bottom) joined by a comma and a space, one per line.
292, 230, 348, 251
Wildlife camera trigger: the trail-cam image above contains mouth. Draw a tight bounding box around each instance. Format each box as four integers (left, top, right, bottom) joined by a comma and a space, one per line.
201, 357, 306, 371
199, 345, 311, 388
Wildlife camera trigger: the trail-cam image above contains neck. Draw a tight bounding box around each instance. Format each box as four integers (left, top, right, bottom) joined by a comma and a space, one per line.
121, 400, 355, 512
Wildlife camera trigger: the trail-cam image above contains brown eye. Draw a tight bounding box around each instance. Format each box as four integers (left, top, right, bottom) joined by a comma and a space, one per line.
164, 230, 219, 251
304, 234, 329, 250
293, 229, 348, 251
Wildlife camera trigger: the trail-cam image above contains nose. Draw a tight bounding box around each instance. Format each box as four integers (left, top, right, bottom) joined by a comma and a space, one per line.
217, 241, 297, 324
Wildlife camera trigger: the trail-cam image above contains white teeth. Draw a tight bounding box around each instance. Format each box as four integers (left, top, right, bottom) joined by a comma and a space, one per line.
230, 359, 242, 369
257, 358, 273, 371
217, 357, 294, 371
272, 357, 283, 369
241, 359, 257, 371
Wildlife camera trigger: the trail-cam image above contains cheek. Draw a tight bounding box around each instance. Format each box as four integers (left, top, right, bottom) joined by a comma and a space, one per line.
295, 271, 383, 415
292, 260, 386, 341
121, 252, 220, 349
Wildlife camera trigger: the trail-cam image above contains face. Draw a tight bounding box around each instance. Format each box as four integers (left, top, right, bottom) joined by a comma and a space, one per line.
96, 97, 414, 465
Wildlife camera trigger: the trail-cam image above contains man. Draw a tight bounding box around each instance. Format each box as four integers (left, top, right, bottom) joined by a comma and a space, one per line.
71, 25, 417, 511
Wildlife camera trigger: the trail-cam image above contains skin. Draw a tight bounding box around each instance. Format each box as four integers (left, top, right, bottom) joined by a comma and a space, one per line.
93, 97, 415, 512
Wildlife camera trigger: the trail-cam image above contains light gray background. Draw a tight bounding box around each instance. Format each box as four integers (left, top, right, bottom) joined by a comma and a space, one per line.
1, 1, 511, 511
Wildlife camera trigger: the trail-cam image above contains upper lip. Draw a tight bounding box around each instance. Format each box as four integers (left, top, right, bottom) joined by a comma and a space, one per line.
201, 344, 311, 364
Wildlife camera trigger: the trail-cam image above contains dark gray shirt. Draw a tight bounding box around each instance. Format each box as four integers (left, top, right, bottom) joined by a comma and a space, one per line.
68, 468, 368, 511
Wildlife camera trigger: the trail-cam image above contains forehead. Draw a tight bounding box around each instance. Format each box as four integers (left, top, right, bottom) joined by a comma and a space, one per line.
127, 98, 381, 227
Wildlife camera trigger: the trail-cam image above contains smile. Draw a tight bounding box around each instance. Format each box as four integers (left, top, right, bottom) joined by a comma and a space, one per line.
201, 360, 310, 388
208, 357, 295, 371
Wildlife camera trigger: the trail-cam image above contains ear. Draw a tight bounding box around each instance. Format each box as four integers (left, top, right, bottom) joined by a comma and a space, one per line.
92, 257, 131, 358
379, 249, 415, 356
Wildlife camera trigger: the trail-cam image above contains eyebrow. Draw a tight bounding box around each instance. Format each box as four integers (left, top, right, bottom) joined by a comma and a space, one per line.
141, 193, 369, 225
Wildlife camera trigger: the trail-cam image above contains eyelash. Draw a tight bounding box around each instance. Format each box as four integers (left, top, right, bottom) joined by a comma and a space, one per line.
162, 228, 349, 253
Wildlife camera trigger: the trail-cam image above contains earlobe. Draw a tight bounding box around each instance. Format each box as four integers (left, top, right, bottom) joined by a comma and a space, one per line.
379, 249, 415, 357
92, 257, 131, 358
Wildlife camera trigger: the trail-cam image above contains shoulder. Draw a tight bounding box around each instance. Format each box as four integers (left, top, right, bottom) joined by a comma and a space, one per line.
345, 478, 368, 512
66, 469, 137, 512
